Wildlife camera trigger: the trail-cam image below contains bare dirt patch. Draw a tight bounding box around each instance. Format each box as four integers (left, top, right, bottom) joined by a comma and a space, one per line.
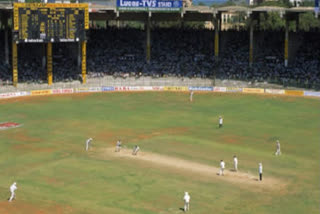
101, 147, 286, 192
12, 144, 54, 153
11, 132, 42, 143
219, 135, 246, 145
0, 201, 73, 214
44, 176, 64, 187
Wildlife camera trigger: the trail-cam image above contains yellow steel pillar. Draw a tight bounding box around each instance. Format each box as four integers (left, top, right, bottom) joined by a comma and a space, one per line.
284, 18, 289, 67
12, 41, 18, 87
146, 14, 151, 63
81, 41, 87, 84
214, 17, 219, 59
47, 42, 53, 85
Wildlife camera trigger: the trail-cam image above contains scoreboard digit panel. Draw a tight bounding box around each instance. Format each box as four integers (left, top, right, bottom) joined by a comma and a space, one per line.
13, 3, 89, 43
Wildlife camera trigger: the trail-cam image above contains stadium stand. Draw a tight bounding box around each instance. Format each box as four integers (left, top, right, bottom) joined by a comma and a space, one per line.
0, 28, 319, 89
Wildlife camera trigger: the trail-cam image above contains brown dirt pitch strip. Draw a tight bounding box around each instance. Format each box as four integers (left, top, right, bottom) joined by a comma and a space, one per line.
101, 147, 286, 193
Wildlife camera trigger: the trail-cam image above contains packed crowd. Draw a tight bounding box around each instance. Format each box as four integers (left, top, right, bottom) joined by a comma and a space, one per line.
0, 28, 319, 89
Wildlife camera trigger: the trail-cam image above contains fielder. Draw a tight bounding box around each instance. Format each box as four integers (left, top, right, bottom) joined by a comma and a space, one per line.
183, 192, 190, 212
219, 116, 223, 128
233, 155, 238, 172
190, 91, 194, 102
8, 182, 17, 202
275, 140, 281, 156
85, 138, 93, 151
259, 163, 263, 181
132, 145, 140, 155
115, 140, 122, 152
219, 160, 225, 176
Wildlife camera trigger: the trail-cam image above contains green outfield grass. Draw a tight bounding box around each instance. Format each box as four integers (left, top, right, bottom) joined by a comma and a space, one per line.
0, 92, 319, 214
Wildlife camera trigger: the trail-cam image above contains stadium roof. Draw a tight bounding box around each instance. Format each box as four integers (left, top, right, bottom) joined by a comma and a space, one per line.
0, 2, 318, 21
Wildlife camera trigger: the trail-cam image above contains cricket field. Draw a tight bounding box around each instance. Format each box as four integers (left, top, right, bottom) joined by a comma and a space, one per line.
0, 92, 319, 214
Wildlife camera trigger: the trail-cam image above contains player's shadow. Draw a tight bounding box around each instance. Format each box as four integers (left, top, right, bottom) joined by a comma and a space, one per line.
229, 169, 236, 172
179, 208, 185, 212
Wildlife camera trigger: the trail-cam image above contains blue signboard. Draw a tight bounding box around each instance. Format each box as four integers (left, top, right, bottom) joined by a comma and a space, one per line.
117, 0, 182, 12
315, 0, 319, 14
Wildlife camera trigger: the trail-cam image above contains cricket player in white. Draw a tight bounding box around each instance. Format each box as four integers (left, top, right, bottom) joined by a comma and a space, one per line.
85, 138, 93, 151
259, 163, 263, 181
9, 182, 17, 202
219, 116, 223, 128
190, 91, 194, 102
115, 140, 122, 152
233, 155, 238, 171
132, 145, 140, 155
219, 160, 225, 176
275, 140, 281, 156
183, 192, 190, 212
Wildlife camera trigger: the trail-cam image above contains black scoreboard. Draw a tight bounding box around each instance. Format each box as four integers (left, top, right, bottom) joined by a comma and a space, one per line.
13, 3, 89, 43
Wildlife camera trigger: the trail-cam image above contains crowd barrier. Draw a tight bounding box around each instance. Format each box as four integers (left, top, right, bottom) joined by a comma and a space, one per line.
0, 86, 318, 100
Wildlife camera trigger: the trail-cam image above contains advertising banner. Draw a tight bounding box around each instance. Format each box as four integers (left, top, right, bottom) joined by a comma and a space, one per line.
128, 86, 142, 91
213, 87, 227, 92
31, 89, 52, 96
304, 91, 320, 97
0, 92, 19, 99
115, 86, 130, 91
88, 87, 101, 92
265, 89, 285, 94
226, 87, 242, 92
152, 86, 164, 91
117, 0, 182, 12
243, 88, 264, 94
52, 88, 74, 94
141, 86, 154, 90
285, 90, 304, 96
189, 86, 213, 91
163, 86, 188, 91
75, 88, 89, 93
101, 86, 115, 91
16, 91, 30, 97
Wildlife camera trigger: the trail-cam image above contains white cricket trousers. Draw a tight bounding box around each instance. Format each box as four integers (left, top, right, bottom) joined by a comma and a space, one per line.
184, 202, 189, 211
9, 191, 15, 202
219, 168, 224, 175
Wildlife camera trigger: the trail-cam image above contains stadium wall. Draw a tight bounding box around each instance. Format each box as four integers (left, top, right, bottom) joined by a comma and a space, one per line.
0, 76, 310, 94
0, 86, 319, 100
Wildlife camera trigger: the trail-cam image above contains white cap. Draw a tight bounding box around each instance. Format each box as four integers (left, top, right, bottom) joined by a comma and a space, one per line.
13, 182, 17, 185
185, 192, 188, 195
259, 163, 262, 165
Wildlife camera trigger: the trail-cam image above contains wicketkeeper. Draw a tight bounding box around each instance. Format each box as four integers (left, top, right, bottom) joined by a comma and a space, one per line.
132, 145, 140, 155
